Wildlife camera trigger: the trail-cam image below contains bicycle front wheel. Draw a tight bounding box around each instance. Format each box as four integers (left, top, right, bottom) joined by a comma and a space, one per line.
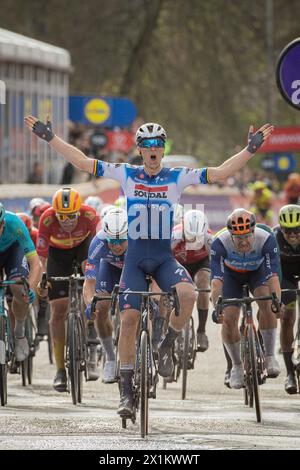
181, 322, 190, 400
67, 313, 81, 405
0, 317, 8, 406
248, 326, 261, 423
140, 330, 149, 438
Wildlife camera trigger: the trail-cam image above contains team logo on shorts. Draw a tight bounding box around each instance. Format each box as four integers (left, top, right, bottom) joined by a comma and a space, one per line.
124, 304, 131, 309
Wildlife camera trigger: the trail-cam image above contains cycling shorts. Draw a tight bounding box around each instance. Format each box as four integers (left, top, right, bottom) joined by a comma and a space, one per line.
185, 256, 210, 279
222, 263, 268, 301
95, 260, 122, 294
0, 242, 29, 279
119, 252, 193, 311
47, 236, 91, 300
281, 276, 298, 306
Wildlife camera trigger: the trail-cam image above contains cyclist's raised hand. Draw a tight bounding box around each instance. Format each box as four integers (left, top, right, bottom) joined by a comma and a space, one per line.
24, 115, 54, 142
247, 123, 274, 154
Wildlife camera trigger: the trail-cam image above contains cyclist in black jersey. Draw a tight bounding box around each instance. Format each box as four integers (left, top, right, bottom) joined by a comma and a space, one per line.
274, 205, 300, 394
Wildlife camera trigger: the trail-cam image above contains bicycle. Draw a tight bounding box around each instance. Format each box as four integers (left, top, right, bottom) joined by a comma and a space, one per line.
0, 277, 30, 406
89, 284, 120, 382
163, 287, 210, 400
215, 285, 280, 423
281, 275, 300, 392
106, 279, 180, 438
36, 273, 53, 365
46, 263, 86, 405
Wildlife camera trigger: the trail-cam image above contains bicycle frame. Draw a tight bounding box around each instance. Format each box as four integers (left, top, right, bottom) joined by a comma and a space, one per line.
216, 286, 279, 423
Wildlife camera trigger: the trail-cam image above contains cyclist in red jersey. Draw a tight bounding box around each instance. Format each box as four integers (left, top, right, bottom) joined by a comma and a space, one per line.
36, 187, 99, 392
172, 209, 212, 351
17, 212, 38, 246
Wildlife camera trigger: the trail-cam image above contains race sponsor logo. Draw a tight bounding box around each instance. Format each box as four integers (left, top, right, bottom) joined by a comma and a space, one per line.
84, 210, 96, 220
37, 237, 47, 249
43, 216, 53, 227
89, 242, 103, 259
175, 268, 185, 276
85, 262, 95, 272
133, 183, 168, 199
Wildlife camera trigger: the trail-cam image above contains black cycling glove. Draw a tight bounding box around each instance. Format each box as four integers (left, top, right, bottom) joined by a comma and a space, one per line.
247, 130, 264, 154
32, 119, 54, 142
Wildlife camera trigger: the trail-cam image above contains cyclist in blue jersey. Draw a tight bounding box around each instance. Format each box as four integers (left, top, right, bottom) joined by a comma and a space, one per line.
0, 203, 41, 361
83, 208, 128, 383
211, 208, 281, 389
25, 115, 273, 416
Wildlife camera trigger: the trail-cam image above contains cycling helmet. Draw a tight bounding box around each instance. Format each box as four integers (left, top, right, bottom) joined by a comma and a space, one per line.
227, 208, 256, 235
32, 202, 51, 219
29, 197, 47, 215
252, 181, 267, 191
102, 208, 128, 239
279, 204, 300, 228
135, 123, 167, 145
100, 204, 115, 219
52, 188, 81, 214
17, 212, 33, 231
84, 196, 103, 214
183, 210, 208, 246
0, 203, 5, 223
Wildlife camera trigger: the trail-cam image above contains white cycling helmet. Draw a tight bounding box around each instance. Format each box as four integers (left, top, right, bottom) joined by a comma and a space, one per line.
85, 196, 103, 214
183, 210, 208, 246
28, 197, 46, 214
100, 204, 115, 220
102, 207, 128, 239
135, 122, 167, 145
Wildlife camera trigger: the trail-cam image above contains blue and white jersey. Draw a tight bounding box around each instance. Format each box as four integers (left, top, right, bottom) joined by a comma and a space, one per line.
0, 211, 36, 257
211, 226, 280, 281
85, 229, 125, 279
93, 161, 209, 255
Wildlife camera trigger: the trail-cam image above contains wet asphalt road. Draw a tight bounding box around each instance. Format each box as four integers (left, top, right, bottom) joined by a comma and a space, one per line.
1, 312, 300, 451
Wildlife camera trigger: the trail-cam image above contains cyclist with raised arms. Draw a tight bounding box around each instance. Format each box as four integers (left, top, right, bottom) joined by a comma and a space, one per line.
83, 207, 128, 383
274, 205, 300, 394
210, 208, 281, 389
0, 203, 41, 361
36, 188, 99, 392
25, 115, 273, 416
172, 209, 212, 351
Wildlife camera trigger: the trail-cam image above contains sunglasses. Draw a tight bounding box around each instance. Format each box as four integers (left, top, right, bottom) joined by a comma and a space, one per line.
56, 212, 79, 221
283, 227, 300, 235
139, 138, 165, 148
107, 238, 127, 245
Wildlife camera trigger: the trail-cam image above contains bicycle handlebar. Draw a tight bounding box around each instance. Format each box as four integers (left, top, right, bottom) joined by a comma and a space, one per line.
215, 292, 280, 316
90, 285, 181, 317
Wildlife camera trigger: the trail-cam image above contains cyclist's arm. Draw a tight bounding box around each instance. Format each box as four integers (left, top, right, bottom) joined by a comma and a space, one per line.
83, 278, 96, 307
49, 135, 94, 173
210, 238, 226, 305
263, 234, 281, 301
211, 279, 223, 306
27, 254, 42, 290
207, 123, 273, 183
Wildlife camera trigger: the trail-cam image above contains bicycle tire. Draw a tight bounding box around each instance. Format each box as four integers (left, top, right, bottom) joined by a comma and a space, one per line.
67, 313, 80, 405
25, 314, 34, 385
181, 322, 190, 400
46, 305, 53, 364
248, 326, 261, 422
140, 330, 149, 438
0, 317, 7, 406
21, 359, 27, 386
77, 314, 86, 403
